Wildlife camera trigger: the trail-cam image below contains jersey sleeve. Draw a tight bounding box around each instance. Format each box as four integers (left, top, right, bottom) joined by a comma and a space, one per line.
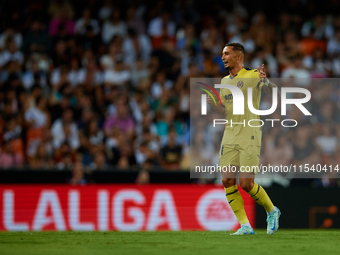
251, 69, 264, 90
220, 78, 227, 106
219, 88, 226, 106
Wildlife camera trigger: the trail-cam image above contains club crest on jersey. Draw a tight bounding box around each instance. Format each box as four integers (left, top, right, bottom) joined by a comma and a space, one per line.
237, 81, 244, 88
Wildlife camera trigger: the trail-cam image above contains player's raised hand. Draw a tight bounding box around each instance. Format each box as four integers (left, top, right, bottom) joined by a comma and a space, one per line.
257, 64, 267, 82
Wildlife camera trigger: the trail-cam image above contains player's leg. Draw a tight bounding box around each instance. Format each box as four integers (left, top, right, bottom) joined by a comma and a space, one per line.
238, 145, 275, 212
239, 145, 281, 234
222, 167, 248, 225
239, 172, 280, 234
222, 169, 254, 235
239, 172, 274, 213
220, 144, 253, 235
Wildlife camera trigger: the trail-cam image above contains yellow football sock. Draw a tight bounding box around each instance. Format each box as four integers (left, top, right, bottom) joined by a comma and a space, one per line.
225, 185, 249, 225
247, 182, 274, 213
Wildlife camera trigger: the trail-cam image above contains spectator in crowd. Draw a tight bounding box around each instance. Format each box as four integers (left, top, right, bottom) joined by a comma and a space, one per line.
74, 8, 100, 36
316, 124, 338, 164
55, 142, 74, 169
281, 54, 311, 86
22, 20, 51, 55
77, 131, 93, 166
22, 61, 47, 90
123, 28, 152, 68
201, 25, 224, 58
135, 166, 150, 184
229, 28, 255, 54
98, 0, 114, 22
115, 142, 137, 169
303, 47, 332, 77
0, 39, 24, 67
102, 10, 127, 44
104, 57, 131, 86
3, 117, 24, 162
151, 71, 172, 99
49, 8, 75, 37
70, 161, 87, 185
51, 108, 79, 150
86, 118, 104, 147
100, 36, 123, 70
251, 47, 278, 77
0, 140, 23, 168
27, 128, 53, 160
156, 107, 183, 145
292, 125, 320, 166
126, 6, 146, 36
104, 101, 135, 137
176, 24, 202, 75
301, 15, 333, 40
327, 28, 340, 57
160, 129, 182, 170
51, 40, 70, 68
266, 134, 293, 166
77, 25, 101, 53
0, 26, 23, 50
25, 96, 49, 129
29, 143, 53, 168
68, 58, 86, 87
90, 151, 108, 170
131, 58, 149, 88
148, 12, 176, 48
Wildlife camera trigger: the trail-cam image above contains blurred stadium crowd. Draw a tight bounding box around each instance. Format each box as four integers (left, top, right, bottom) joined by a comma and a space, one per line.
0, 0, 340, 185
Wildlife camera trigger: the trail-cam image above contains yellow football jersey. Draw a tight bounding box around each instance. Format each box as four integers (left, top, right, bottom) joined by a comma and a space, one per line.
219, 67, 265, 146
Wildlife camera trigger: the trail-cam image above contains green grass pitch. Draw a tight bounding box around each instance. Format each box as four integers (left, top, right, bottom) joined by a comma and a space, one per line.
1, 230, 340, 255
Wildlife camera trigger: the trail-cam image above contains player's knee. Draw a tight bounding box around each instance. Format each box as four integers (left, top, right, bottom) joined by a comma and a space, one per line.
239, 179, 254, 192
222, 178, 236, 188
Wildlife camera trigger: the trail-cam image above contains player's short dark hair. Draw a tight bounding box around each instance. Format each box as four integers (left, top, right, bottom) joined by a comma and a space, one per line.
225, 42, 245, 55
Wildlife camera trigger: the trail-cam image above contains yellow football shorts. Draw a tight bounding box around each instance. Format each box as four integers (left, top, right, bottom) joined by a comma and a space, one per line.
219, 144, 261, 174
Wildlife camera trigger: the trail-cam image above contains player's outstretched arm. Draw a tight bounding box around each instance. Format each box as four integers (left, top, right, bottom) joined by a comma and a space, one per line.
257, 64, 279, 96
207, 95, 225, 114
